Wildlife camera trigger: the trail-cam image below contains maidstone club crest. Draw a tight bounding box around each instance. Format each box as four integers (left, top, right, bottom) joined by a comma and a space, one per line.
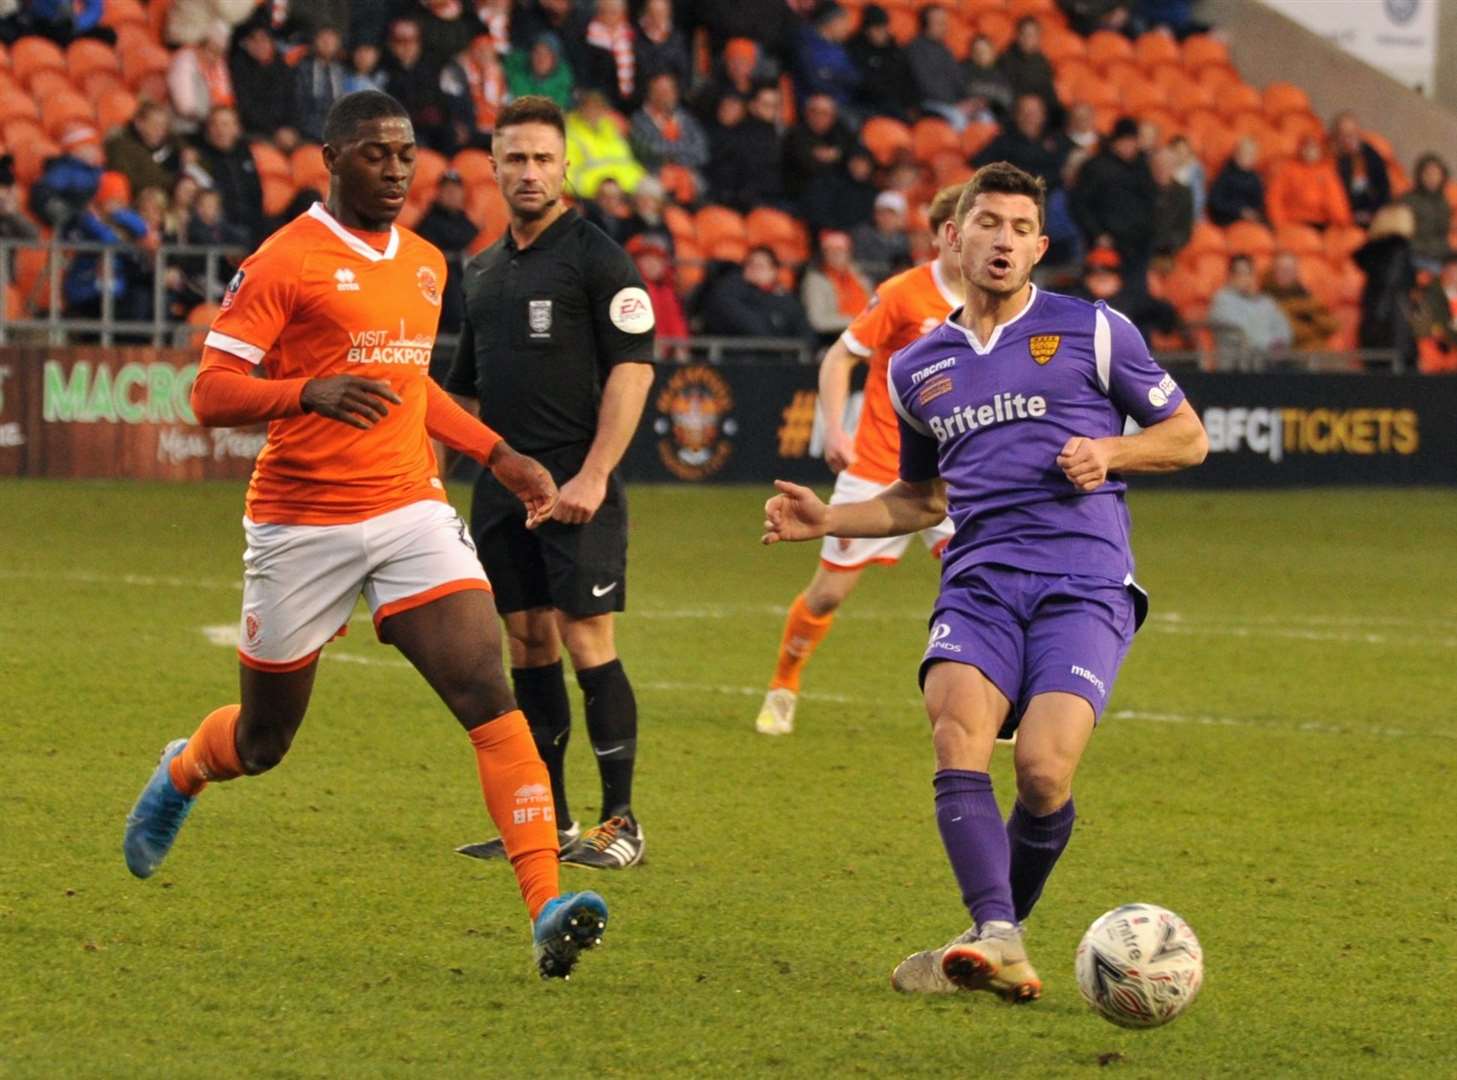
652, 365, 737, 480
1029, 334, 1061, 365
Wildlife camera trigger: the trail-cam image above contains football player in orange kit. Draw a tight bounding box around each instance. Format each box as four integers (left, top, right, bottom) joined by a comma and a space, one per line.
122, 91, 609, 979
756, 183, 967, 736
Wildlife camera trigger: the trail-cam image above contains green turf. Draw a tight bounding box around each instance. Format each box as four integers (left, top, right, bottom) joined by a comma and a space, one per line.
2, 480, 1455, 1078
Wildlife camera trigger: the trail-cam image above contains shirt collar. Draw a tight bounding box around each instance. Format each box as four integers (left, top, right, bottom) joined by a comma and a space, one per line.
944, 285, 1039, 355
504, 206, 578, 253
307, 202, 399, 262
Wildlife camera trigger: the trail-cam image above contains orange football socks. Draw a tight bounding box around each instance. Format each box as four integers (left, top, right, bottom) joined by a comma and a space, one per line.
168, 705, 244, 797
468, 710, 561, 920
770, 593, 835, 693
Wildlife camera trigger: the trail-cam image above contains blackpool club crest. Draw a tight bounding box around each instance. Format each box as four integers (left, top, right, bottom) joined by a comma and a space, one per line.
1029, 334, 1061, 365
528, 299, 553, 338
416, 265, 440, 306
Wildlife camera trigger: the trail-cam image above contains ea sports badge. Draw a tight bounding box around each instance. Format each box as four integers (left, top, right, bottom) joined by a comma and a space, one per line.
609, 286, 655, 334
1029, 334, 1061, 365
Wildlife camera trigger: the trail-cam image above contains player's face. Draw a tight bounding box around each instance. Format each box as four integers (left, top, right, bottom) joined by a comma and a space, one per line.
952, 192, 1048, 297
492, 122, 567, 221
326, 116, 417, 228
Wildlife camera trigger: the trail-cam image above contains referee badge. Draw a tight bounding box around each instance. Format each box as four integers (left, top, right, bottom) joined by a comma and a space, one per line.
1029, 334, 1061, 365
528, 299, 553, 338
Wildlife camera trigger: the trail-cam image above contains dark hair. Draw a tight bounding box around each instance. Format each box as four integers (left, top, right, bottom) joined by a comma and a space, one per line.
1228, 253, 1254, 273
928, 181, 967, 233
745, 244, 779, 268
1017, 15, 1040, 33
918, 5, 946, 32
494, 94, 566, 138
955, 161, 1047, 232
322, 90, 410, 146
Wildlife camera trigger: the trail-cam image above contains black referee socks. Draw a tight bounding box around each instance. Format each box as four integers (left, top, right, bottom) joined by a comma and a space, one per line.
576, 659, 638, 821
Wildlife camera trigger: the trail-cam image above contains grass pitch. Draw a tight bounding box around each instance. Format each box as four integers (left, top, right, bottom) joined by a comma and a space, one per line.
2, 480, 1455, 1078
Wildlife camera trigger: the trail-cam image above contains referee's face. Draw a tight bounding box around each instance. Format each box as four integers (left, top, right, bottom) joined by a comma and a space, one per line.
492, 122, 567, 222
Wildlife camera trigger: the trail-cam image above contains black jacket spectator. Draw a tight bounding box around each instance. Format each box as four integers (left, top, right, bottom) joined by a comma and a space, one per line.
997, 19, 1058, 112
962, 36, 1014, 122
192, 107, 264, 245
1354, 210, 1418, 370
410, 0, 484, 72
230, 25, 297, 141
700, 247, 813, 351
705, 90, 784, 212
848, 6, 916, 119
1331, 112, 1390, 229
293, 26, 347, 144
782, 96, 858, 201
678, 0, 799, 65
802, 148, 879, 233
634, 0, 692, 95
974, 95, 1064, 191
1149, 146, 1193, 256
1207, 139, 1266, 226
904, 9, 966, 111
384, 18, 456, 152
1072, 119, 1156, 272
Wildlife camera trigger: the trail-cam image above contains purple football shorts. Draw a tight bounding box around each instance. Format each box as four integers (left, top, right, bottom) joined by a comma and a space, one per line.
920, 564, 1146, 734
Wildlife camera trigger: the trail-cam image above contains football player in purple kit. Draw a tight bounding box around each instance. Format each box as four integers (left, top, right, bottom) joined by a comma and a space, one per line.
760, 162, 1208, 1002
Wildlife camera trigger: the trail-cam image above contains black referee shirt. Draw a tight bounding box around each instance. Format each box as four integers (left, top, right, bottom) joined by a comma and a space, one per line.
443, 208, 655, 455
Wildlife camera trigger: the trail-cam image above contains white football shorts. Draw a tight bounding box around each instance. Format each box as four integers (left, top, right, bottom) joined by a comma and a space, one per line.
818, 470, 954, 571
238, 499, 489, 671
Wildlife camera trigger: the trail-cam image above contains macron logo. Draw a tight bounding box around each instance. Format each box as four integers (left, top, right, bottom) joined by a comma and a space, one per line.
911, 356, 957, 385
1070, 665, 1106, 697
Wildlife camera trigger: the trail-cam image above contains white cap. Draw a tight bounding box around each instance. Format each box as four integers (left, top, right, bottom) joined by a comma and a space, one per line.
874, 190, 907, 215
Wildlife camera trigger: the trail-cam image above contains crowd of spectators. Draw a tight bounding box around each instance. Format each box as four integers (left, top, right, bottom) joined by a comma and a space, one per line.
0, 0, 1453, 372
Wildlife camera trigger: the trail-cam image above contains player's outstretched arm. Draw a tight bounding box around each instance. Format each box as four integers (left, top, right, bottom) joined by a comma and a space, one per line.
1057, 401, 1208, 492
817, 339, 861, 473
762, 477, 945, 545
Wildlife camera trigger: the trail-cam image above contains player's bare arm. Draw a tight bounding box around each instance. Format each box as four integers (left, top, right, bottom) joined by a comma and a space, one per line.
553, 362, 655, 525
817, 339, 862, 473
1057, 400, 1208, 492
300, 375, 403, 429
488, 443, 559, 529
762, 477, 946, 545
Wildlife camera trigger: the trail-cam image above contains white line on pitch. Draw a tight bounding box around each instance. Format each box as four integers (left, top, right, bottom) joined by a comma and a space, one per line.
194, 626, 1456, 742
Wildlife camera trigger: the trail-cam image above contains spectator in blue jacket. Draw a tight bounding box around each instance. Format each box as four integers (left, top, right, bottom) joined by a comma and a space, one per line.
29, 125, 105, 229
62, 171, 154, 329
794, 4, 860, 113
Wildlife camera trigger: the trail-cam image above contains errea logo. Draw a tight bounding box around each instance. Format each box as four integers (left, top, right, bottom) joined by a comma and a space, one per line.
334, 268, 360, 291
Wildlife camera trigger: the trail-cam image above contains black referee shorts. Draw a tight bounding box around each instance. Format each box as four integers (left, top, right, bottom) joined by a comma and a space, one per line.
469, 448, 628, 617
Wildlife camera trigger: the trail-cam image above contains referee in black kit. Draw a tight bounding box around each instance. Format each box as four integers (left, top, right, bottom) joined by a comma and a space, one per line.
446, 96, 656, 870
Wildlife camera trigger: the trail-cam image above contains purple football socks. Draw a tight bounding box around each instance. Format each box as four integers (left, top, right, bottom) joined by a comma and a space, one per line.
933, 769, 1017, 927
1007, 797, 1076, 922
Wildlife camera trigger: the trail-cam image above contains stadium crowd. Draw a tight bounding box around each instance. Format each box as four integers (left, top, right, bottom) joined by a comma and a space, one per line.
0, 0, 1455, 371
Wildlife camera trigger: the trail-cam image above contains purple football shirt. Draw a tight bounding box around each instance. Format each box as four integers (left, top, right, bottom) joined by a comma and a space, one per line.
888, 287, 1186, 584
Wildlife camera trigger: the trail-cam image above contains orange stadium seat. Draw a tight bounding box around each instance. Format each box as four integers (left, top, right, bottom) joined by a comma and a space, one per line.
1119, 75, 1163, 116
673, 236, 705, 292
1445, 178, 1457, 214
1322, 224, 1367, 264
1161, 266, 1207, 311
28, 67, 72, 101
0, 89, 39, 124
118, 40, 170, 89
747, 207, 809, 265
961, 119, 1000, 158
1186, 251, 1228, 297
1182, 34, 1229, 68
95, 89, 138, 133
66, 39, 121, 82
928, 150, 975, 187
0, 40, 9, 68
449, 148, 494, 187
1275, 110, 1323, 143
1139, 109, 1182, 142
1296, 255, 1339, 308
114, 22, 152, 54
1087, 30, 1134, 66
1222, 83, 1263, 113
860, 116, 912, 166
694, 205, 748, 261
467, 187, 509, 250
11, 133, 57, 185
1262, 81, 1310, 118
290, 144, 330, 192
1145, 61, 1186, 96
977, 12, 1015, 50
395, 201, 425, 229
1226, 220, 1275, 258
261, 175, 295, 217
1194, 62, 1241, 97
663, 203, 695, 246
1134, 31, 1181, 67
886, 9, 918, 45
1103, 58, 1144, 89
11, 37, 66, 88
1054, 58, 1097, 103
1166, 78, 1214, 115
103, 0, 149, 29
1184, 220, 1226, 260
80, 69, 126, 105
40, 92, 94, 139
1333, 260, 1364, 305
658, 162, 698, 204
1275, 223, 1323, 257
14, 245, 52, 313
250, 141, 291, 182
911, 116, 960, 162
182, 302, 221, 349
1041, 26, 1087, 65
945, 14, 973, 60
410, 146, 448, 193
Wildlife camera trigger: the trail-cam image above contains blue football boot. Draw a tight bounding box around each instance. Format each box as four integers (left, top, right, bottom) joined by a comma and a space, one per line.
532, 890, 609, 979
123, 739, 196, 879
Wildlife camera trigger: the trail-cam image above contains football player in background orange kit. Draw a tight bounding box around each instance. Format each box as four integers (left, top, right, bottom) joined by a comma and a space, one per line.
122, 91, 610, 980
756, 183, 968, 735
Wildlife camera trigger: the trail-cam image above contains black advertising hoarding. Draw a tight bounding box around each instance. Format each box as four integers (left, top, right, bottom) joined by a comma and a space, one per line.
620, 364, 1457, 488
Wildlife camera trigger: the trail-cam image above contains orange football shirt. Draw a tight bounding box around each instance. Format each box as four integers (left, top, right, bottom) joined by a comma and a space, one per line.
839, 260, 961, 484
202, 203, 450, 525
